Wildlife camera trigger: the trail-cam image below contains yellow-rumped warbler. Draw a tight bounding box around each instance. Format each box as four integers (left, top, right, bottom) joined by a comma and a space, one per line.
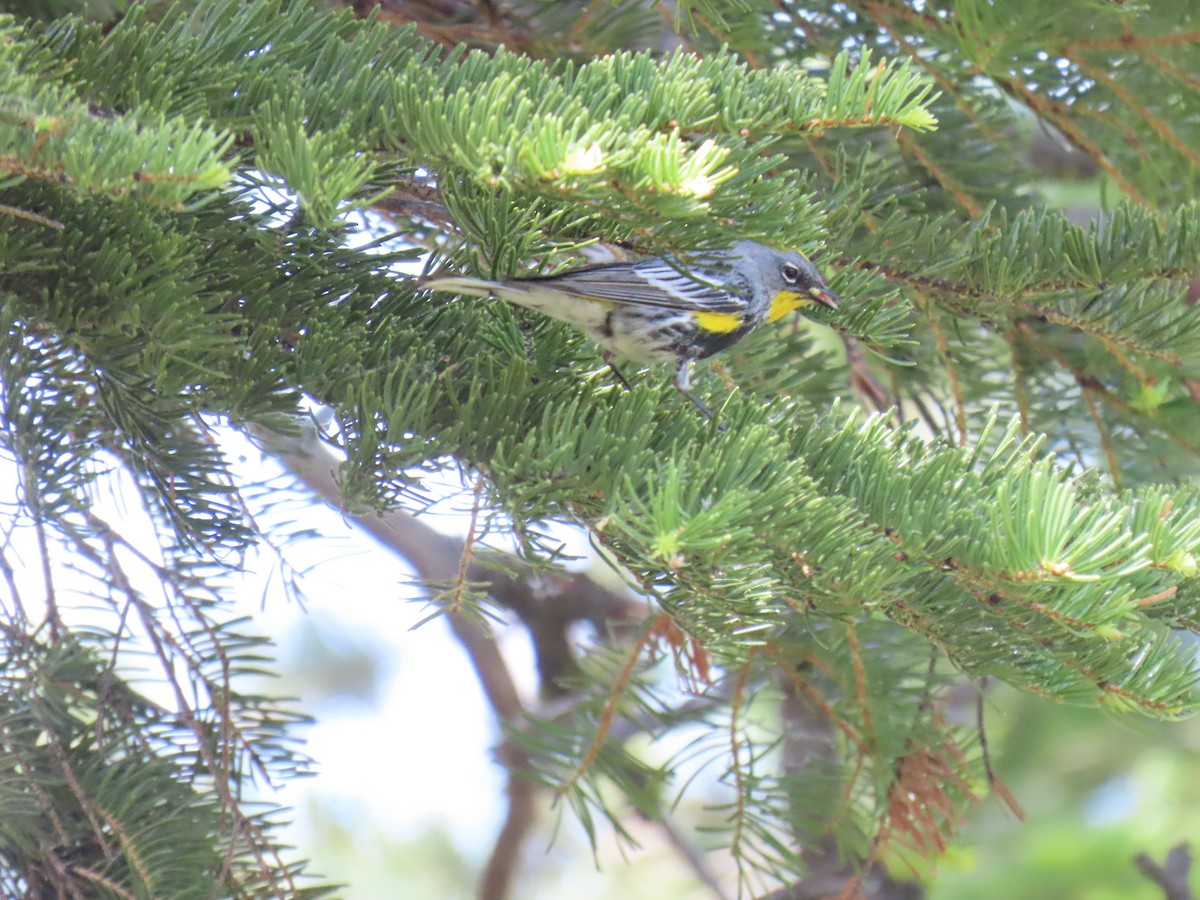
421, 240, 838, 419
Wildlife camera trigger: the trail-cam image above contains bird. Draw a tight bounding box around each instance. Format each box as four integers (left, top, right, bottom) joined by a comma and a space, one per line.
420, 240, 839, 421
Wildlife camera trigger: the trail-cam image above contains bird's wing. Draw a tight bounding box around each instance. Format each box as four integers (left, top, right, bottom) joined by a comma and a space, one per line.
516, 258, 746, 315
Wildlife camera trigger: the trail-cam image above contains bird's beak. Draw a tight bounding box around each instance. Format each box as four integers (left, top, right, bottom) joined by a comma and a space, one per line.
809, 286, 840, 310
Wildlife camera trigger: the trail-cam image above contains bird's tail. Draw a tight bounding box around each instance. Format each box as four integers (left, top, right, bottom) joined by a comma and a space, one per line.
420, 274, 564, 316
420, 275, 503, 298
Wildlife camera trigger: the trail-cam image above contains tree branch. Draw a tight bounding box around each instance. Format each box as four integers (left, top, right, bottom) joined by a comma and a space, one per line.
1135, 844, 1195, 900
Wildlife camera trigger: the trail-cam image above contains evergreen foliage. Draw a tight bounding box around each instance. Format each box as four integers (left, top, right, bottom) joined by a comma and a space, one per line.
1, 0, 1199, 895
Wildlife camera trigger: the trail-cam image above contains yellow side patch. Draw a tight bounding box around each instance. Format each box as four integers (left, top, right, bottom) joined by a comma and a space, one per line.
693, 310, 745, 334
767, 290, 808, 322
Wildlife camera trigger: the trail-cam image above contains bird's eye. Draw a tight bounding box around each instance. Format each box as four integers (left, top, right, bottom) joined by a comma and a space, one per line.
781, 263, 801, 284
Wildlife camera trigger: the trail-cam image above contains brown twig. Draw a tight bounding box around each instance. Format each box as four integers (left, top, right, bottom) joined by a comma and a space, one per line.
53, 519, 298, 896
373, 178, 458, 230
842, 333, 893, 414
1134, 843, 1196, 900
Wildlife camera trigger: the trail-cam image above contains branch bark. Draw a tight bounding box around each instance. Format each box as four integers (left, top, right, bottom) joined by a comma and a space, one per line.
1135, 844, 1195, 900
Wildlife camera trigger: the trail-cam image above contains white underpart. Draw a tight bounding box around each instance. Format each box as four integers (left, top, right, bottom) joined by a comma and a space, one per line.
600, 309, 690, 363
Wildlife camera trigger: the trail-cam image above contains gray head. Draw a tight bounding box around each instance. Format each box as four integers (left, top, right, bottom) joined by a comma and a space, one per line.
733, 240, 839, 316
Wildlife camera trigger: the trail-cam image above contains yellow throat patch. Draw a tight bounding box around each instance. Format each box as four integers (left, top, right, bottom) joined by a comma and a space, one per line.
767, 290, 807, 322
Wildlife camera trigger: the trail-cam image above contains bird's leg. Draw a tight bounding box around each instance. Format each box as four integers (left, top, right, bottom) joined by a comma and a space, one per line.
673, 360, 725, 430
515, 318, 543, 383
519, 318, 537, 364
602, 350, 635, 392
